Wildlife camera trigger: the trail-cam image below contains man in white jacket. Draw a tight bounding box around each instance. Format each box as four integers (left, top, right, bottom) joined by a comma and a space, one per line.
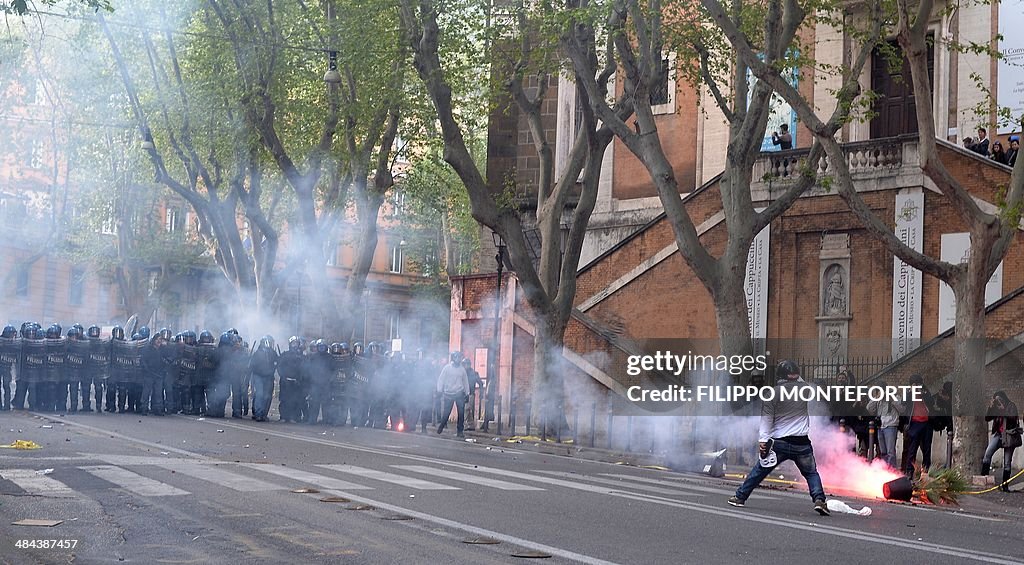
436, 351, 470, 438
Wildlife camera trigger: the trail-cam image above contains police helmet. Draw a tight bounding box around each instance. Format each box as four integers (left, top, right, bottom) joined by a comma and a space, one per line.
1, 325, 16, 339
138, 326, 150, 339
111, 326, 125, 341
66, 327, 80, 340
71, 323, 84, 336
776, 360, 800, 379
198, 330, 214, 345
315, 339, 328, 354
49, 323, 62, 338
226, 327, 239, 336
131, 332, 141, 341
87, 325, 101, 339
329, 342, 343, 355
260, 335, 274, 350
159, 327, 173, 341
352, 342, 364, 356
182, 330, 197, 346
288, 336, 302, 351
339, 342, 350, 356
219, 332, 233, 347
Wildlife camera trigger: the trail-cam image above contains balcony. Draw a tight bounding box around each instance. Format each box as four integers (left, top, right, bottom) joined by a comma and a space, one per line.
751, 134, 925, 198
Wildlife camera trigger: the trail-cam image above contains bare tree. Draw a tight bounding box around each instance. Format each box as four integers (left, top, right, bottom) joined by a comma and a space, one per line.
713, 0, 1024, 471
401, 0, 631, 432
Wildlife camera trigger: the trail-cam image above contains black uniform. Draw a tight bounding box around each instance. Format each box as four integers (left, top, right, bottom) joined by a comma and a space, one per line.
141, 338, 167, 414
277, 348, 304, 422
305, 349, 332, 425
191, 342, 212, 415
43, 336, 65, 412
87, 334, 111, 412
0, 332, 19, 410
126, 337, 145, 413
21, 334, 46, 411
111, 337, 135, 412
327, 350, 350, 426
65, 337, 89, 412
249, 345, 278, 422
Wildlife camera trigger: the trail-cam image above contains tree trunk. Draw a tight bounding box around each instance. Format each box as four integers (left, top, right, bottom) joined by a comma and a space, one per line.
529, 313, 568, 437
950, 272, 988, 474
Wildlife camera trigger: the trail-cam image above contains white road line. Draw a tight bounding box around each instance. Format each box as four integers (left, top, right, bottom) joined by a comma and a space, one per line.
238, 463, 373, 491
161, 463, 284, 492
532, 470, 703, 497
317, 489, 621, 565
598, 472, 783, 499
90, 455, 200, 466
79, 465, 189, 497
0, 469, 75, 498
391, 465, 545, 491
317, 465, 459, 490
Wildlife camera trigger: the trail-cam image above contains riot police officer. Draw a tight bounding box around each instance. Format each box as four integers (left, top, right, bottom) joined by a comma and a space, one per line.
140, 334, 167, 415
183, 331, 202, 415
127, 331, 145, 413
230, 332, 251, 419
249, 335, 278, 422
192, 330, 213, 415
44, 324, 66, 412
20, 324, 45, 411
65, 326, 88, 412
0, 325, 19, 410
110, 326, 132, 412
305, 339, 332, 425
327, 342, 350, 426
85, 325, 110, 412
205, 332, 234, 418
349, 342, 370, 427
277, 337, 305, 423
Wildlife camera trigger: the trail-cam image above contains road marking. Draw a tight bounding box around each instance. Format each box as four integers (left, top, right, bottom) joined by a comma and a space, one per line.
79, 465, 189, 497
162, 463, 284, 492
598, 472, 783, 499
90, 455, 201, 466
315, 489, 621, 565
391, 465, 545, 491
46, 415, 1024, 564
317, 465, 459, 490
238, 463, 373, 491
530, 470, 703, 497
0, 468, 75, 498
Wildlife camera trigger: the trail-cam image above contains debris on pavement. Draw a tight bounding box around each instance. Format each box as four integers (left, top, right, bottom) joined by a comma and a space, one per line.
826, 499, 872, 516
462, 537, 501, 545
291, 488, 320, 494
319, 496, 350, 503
12, 519, 63, 527
36, 469, 54, 475
0, 440, 42, 450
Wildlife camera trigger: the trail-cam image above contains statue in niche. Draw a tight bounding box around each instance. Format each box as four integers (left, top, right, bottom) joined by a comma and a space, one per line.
823, 265, 847, 316
826, 327, 843, 356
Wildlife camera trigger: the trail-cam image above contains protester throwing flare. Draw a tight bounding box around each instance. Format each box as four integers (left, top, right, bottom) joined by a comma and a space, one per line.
729, 360, 830, 516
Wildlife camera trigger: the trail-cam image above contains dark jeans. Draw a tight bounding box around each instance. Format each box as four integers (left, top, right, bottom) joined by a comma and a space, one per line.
141, 375, 163, 414
306, 380, 329, 424
735, 438, 826, 502
437, 393, 466, 435
12, 378, 29, 409
903, 420, 933, 475
231, 374, 250, 417
251, 374, 274, 420
1, 369, 11, 410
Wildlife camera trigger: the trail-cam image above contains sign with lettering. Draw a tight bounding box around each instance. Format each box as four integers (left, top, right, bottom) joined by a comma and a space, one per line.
998, 0, 1024, 135
745, 217, 770, 351
891, 190, 924, 359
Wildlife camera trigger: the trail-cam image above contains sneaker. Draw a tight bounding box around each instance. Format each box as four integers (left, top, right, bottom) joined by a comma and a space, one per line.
814, 499, 830, 516
727, 496, 745, 507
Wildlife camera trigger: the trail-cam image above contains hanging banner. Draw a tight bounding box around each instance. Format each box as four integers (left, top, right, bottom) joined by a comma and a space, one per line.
745, 218, 770, 352
998, 0, 1024, 134
937, 233, 1004, 333
891, 190, 924, 359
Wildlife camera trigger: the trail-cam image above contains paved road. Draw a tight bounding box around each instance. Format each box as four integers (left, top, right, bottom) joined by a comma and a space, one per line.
0, 411, 1020, 565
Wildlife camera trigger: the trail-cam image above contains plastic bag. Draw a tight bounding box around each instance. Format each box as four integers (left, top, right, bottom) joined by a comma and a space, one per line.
826, 499, 872, 516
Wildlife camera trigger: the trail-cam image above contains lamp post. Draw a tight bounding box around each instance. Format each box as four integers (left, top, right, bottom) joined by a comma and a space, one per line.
483, 229, 506, 432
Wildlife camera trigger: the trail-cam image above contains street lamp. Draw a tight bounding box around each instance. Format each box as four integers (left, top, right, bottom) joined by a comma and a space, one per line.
483, 229, 506, 432
324, 50, 342, 85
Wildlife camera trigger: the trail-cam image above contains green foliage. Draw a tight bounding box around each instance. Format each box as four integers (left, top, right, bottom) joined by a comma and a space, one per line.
912, 467, 969, 505
1, 0, 111, 16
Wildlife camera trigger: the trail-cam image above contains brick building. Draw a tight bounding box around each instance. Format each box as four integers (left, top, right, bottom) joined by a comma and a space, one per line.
458, 2, 1024, 456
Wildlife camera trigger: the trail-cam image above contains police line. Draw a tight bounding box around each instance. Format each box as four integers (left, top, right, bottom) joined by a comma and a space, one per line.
626, 385, 924, 403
